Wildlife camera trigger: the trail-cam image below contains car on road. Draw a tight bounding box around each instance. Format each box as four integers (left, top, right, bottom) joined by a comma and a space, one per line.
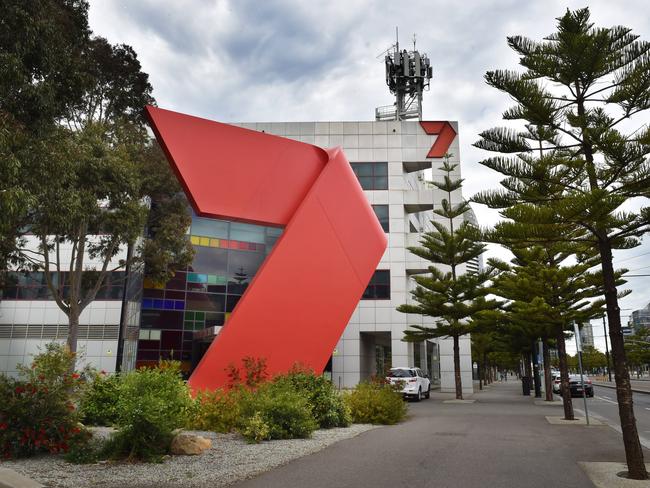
558, 374, 594, 398
386, 367, 431, 401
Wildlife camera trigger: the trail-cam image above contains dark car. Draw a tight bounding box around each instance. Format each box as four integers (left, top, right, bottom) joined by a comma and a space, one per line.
566, 374, 594, 398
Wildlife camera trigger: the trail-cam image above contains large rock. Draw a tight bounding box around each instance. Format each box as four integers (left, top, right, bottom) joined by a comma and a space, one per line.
170, 433, 212, 455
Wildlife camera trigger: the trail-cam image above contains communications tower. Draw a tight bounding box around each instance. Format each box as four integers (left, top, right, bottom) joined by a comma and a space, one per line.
375, 30, 433, 121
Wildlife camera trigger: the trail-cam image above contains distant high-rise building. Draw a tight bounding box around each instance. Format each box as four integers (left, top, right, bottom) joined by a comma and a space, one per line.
629, 302, 650, 333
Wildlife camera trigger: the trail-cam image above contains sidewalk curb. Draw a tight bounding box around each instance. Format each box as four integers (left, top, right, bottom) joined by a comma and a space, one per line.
593, 383, 650, 395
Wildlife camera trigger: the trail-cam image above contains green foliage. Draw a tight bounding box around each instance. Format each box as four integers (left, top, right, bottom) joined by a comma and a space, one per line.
273, 367, 351, 429
78, 371, 121, 426
106, 362, 193, 462
192, 388, 245, 433
194, 366, 348, 442
398, 155, 498, 342
625, 328, 650, 369
239, 412, 271, 444
238, 382, 318, 441
63, 428, 102, 464
474, 9, 650, 477
398, 154, 497, 399
0, 3, 193, 363
0, 343, 83, 458
344, 380, 407, 425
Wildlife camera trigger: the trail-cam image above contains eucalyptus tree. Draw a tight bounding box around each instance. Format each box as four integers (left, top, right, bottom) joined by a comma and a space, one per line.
474, 8, 650, 477
398, 155, 498, 399
1, 3, 193, 363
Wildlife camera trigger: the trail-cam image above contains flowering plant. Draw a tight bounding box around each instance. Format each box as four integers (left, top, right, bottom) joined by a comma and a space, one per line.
0, 343, 83, 458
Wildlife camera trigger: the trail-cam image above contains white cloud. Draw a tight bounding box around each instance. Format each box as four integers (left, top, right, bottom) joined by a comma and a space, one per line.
89, 0, 650, 337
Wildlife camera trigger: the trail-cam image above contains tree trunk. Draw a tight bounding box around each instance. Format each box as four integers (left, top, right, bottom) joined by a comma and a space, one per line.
67, 309, 79, 356
599, 238, 647, 480
543, 341, 553, 402
523, 351, 532, 396
453, 334, 463, 400
478, 360, 482, 390
483, 351, 488, 386
532, 342, 542, 398
556, 328, 574, 420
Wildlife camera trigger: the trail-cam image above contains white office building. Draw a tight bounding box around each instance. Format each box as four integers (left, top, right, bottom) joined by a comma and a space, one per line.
236, 119, 475, 394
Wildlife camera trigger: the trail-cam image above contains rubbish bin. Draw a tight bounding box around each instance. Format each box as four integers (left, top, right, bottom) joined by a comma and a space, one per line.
522, 376, 531, 396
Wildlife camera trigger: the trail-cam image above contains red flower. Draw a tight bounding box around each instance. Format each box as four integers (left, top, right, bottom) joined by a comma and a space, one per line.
14, 386, 24, 394
100, 370, 106, 375
0, 423, 7, 430
71, 373, 80, 379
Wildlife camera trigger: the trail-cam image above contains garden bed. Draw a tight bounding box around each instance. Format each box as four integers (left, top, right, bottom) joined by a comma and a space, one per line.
1, 425, 376, 488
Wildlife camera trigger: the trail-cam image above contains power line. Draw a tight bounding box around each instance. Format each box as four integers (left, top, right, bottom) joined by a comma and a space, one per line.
626, 263, 650, 272
616, 250, 650, 264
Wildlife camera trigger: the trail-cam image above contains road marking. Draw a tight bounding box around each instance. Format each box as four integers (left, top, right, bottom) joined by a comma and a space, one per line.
596, 396, 618, 405
645, 408, 650, 411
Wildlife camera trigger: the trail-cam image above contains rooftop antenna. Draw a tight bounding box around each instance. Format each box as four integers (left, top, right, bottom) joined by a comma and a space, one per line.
375, 28, 432, 121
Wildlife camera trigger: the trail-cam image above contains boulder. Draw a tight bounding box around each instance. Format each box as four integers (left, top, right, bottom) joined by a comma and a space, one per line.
170, 433, 212, 455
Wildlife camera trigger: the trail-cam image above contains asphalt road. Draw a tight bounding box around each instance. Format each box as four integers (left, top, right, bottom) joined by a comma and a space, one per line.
232, 383, 637, 488
572, 385, 650, 449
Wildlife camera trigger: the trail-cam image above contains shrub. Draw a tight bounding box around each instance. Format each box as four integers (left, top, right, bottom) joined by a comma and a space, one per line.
226, 356, 268, 388
273, 368, 351, 428
192, 388, 246, 433
344, 380, 407, 425
78, 371, 121, 426
106, 362, 193, 462
239, 382, 317, 441
0, 343, 83, 459
63, 428, 102, 464
239, 412, 270, 444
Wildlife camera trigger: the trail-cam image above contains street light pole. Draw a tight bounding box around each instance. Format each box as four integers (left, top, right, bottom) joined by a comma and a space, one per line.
603, 316, 612, 382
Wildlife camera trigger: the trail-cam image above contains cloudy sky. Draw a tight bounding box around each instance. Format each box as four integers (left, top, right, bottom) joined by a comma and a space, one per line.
88, 0, 650, 351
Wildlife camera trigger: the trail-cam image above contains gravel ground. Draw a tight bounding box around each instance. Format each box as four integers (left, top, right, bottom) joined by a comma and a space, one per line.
0, 425, 377, 488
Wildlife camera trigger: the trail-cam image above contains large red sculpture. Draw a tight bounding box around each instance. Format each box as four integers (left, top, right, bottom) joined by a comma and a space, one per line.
146, 106, 387, 391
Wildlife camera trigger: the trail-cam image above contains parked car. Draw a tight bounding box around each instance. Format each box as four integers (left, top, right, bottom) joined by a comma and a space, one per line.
558, 374, 594, 398
551, 372, 562, 393
386, 367, 431, 401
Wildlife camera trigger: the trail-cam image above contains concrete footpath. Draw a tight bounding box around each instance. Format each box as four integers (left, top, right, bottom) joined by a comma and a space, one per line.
593, 379, 650, 395
233, 382, 649, 488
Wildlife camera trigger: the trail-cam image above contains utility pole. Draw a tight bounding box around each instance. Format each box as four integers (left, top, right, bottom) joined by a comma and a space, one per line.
603, 316, 612, 382
574, 323, 590, 426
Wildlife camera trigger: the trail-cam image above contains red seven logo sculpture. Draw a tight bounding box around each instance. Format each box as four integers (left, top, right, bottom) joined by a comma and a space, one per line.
146, 106, 387, 391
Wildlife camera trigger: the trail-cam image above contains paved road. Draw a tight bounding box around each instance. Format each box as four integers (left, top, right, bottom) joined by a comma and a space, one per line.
233, 383, 641, 488
572, 385, 650, 449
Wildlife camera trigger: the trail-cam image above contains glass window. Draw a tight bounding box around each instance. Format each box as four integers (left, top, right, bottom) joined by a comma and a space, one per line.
191, 247, 228, 276
372, 205, 389, 232
350, 163, 389, 190
231, 222, 266, 244
186, 292, 225, 313
191, 217, 229, 239
362, 270, 391, 300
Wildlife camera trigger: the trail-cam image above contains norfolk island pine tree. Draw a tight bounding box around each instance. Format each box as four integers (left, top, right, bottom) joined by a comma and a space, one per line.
398, 154, 498, 400
473, 8, 650, 478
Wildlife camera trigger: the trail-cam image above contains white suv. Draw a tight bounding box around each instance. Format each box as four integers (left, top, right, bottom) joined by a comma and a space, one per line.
386, 367, 431, 401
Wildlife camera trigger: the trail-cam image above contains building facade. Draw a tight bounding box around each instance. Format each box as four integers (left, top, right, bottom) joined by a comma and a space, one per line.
219, 119, 474, 394
1, 119, 476, 395
629, 303, 650, 333
0, 238, 136, 377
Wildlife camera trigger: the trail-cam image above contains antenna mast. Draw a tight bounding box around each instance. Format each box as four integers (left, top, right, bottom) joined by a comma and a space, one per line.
375, 28, 432, 121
